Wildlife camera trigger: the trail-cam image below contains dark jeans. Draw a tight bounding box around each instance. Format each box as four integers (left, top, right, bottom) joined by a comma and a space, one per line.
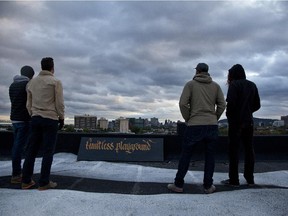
22, 116, 58, 186
174, 125, 218, 189
11, 122, 31, 176
228, 124, 255, 184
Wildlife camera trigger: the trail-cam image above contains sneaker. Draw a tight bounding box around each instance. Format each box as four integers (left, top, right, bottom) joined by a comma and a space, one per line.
246, 180, 255, 187
22, 180, 36, 189
244, 176, 255, 186
167, 183, 183, 193
11, 175, 22, 184
221, 179, 240, 187
204, 185, 216, 194
38, 181, 57, 191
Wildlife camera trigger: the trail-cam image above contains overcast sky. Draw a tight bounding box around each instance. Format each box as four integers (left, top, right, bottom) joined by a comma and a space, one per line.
0, 1, 287, 123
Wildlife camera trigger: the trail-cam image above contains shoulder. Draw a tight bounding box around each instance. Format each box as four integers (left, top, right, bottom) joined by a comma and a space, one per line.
211, 80, 221, 87
246, 79, 258, 88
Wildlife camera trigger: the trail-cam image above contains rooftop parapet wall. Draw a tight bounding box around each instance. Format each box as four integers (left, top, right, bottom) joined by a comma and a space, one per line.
0, 131, 287, 161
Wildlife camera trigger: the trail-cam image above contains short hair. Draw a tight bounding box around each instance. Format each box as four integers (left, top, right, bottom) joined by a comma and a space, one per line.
41, 57, 54, 71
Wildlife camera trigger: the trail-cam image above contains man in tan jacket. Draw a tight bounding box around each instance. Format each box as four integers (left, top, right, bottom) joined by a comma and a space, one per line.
168, 63, 225, 194
22, 57, 65, 190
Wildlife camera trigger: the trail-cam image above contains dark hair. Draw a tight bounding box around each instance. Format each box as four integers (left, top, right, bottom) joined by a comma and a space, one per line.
41, 57, 54, 71
227, 64, 246, 84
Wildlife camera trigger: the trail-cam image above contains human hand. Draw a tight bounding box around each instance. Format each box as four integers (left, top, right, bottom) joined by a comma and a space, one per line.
58, 118, 64, 130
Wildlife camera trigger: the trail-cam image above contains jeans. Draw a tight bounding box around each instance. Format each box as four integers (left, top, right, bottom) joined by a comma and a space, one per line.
22, 116, 58, 186
11, 122, 31, 176
228, 124, 255, 184
174, 125, 218, 189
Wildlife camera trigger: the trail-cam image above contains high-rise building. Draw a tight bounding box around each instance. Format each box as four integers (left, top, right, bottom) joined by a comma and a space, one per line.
74, 115, 97, 129
280, 115, 288, 126
115, 117, 129, 133
129, 117, 145, 128
98, 117, 108, 130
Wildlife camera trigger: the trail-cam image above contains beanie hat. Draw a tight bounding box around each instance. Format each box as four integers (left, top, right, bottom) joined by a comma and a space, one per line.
20, 65, 35, 79
195, 63, 209, 72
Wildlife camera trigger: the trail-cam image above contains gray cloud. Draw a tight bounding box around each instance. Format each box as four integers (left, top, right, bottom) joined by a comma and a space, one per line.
0, 1, 287, 122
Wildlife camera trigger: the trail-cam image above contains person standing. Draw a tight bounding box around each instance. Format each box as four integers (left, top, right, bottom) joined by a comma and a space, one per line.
168, 63, 226, 194
21, 57, 65, 190
222, 64, 260, 187
9, 66, 35, 184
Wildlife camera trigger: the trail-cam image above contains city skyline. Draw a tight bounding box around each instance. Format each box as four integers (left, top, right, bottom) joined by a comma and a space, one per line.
0, 1, 288, 122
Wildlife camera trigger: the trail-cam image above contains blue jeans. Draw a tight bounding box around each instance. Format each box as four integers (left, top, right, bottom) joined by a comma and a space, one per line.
22, 116, 58, 186
11, 122, 31, 176
174, 125, 218, 189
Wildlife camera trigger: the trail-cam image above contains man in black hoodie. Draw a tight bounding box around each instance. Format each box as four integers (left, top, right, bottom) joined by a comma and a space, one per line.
9, 66, 34, 184
222, 64, 260, 187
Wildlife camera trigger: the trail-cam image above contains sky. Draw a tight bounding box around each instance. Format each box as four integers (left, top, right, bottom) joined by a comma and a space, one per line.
0, 153, 287, 216
0, 0, 288, 123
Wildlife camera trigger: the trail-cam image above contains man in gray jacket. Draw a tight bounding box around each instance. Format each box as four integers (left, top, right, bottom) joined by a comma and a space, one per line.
168, 63, 225, 194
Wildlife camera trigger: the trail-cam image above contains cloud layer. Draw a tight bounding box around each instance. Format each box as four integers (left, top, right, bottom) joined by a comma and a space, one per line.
1, 1, 287, 122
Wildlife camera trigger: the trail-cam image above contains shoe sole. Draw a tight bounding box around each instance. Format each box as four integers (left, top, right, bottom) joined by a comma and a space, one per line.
221, 180, 240, 187
11, 180, 22, 184
38, 182, 57, 191
167, 184, 183, 193
204, 185, 216, 194
22, 181, 36, 189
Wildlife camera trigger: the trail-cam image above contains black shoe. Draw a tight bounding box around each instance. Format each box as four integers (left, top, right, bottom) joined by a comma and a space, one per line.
221, 179, 240, 187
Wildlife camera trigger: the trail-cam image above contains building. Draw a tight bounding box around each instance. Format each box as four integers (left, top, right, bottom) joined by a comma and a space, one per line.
74, 115, 97, 129
280, 115, 288, 126
272, 120, 284, 127
98, 117, 108, 130
150, 117, 160, 127
115, 117, 129, 133
129, 117, 145, 129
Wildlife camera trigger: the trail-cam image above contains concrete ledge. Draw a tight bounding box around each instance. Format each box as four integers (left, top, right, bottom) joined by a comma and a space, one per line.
0, 131, 287, 161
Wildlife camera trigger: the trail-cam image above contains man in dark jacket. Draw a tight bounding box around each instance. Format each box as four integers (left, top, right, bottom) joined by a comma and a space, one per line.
222, 64, 260, 186
9, 65, 34, 183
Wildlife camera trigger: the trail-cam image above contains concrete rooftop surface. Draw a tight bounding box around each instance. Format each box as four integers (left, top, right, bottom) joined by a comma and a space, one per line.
0, 153, 287, 216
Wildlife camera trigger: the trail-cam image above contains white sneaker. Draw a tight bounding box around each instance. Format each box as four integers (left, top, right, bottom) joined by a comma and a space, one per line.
38, 181, 57, 191
204, 185, 216, 194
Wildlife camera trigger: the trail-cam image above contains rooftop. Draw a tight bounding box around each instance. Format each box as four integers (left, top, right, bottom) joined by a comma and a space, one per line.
0, 153, 287, 216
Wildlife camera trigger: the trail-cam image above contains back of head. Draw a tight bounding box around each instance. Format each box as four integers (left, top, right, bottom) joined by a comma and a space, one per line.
195, 63, 209, 73
20, 65, 35, 79
228, 64, 246, 82
41, 57, 54, 71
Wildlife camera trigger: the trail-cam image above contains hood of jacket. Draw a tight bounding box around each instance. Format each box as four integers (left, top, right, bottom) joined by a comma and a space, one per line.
13, 75, 30, 83
228, 64, 246, 80
193, 72, 212, 84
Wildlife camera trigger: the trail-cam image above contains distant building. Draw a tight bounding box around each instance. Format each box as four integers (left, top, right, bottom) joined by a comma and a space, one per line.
129, 117, 145, 128
272, 120, 285, 127
280, 115, 288, 126
119, 118, 129, 133
108, 120, 115, 130
150, 117, 160, 127
98, 117, 108, 130
74, 115, 97, 129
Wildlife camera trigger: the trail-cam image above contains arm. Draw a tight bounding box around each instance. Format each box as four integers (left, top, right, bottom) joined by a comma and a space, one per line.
253, 85, 261, 112
26, 83, 32, 116
226, 83, 238, 121
216, 86, 226, 120
55, 80, 65, 120
179, 83, 191, 122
